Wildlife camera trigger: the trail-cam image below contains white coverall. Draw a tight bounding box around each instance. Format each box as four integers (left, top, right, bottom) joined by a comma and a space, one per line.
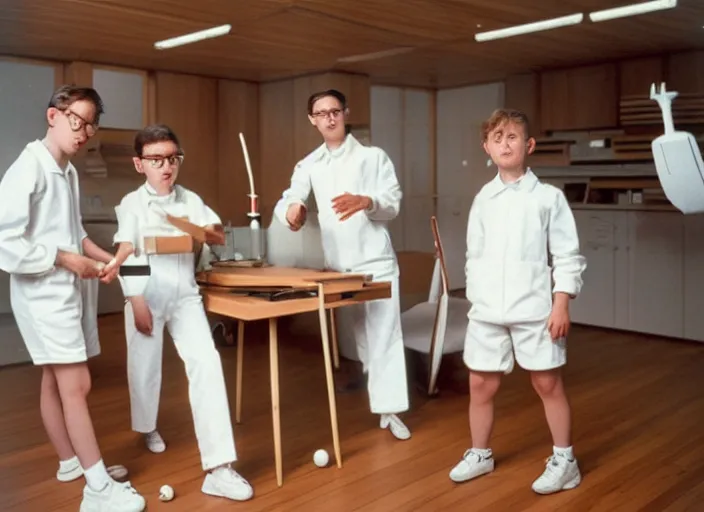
114, 183, 237, 470
273, 134, 409, 414
463, 170, 587, 374
0, 140, 99, 365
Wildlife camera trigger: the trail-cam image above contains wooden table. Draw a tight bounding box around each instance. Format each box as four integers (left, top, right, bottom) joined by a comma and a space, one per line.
197, 265, 391, 487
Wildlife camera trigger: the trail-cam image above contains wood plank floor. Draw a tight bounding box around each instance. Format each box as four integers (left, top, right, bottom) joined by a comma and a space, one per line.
1, 313, 703, 511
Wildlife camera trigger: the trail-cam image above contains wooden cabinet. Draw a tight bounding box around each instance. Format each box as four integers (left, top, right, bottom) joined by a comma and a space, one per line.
540, 63, 618, 132
505, 72, 541, 135
619, 56, 664, 97
666, 51, 704, 94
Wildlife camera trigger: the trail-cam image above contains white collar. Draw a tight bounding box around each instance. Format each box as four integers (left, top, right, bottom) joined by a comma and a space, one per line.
27, 140, 73, 176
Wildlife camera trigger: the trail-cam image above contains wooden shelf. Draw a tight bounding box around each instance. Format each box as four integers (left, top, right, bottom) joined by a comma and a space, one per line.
570, 203, 678, 212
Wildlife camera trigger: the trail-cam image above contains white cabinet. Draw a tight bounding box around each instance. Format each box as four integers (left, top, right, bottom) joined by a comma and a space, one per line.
572, 208, 699, 342
683, 214, 704, 341
436, 83, 504, 288
370, 86, 434, 254
570, 210, 619, 329
626, 212, 684, 339
92, 67, 146, 130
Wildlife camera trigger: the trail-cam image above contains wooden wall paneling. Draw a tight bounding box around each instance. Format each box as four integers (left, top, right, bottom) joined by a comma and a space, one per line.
259, 80, 296, 226
505, 72, 541, 135
293, 76, 323, 159
666, 50, 704, 94
619, 56, 665, 97
64, 61, 93, 87
217, 80, 259, 226
154, 72, 219, 211
540, 63, 618, 132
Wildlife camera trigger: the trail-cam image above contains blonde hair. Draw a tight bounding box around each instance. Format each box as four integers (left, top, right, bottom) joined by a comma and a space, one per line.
481, 108, 531, 142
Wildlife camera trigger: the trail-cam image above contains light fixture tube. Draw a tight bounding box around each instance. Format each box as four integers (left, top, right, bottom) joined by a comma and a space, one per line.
474, 13, 584, 42
154, 24, 232, 50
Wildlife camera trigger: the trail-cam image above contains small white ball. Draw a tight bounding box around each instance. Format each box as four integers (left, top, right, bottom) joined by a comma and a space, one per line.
159, 484, 175, 502
313, 449, 329, 468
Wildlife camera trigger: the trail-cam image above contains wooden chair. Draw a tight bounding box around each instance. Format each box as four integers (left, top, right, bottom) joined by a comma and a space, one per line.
402, 216, 470, 395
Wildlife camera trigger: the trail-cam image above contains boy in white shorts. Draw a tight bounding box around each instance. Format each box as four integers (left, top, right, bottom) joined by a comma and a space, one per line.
103, 124, 253, 502
0, 85, 146, 511
449, 108, 587, 495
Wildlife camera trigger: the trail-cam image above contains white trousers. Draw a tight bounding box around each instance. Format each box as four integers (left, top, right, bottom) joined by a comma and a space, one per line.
337, 273, 409, 414
124, 296, 237, 470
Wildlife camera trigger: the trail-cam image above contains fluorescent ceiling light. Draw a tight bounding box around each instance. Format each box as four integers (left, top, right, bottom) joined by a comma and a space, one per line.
475, 13, 584, 42
337, 47, 414, 63
589, 0, 677, 22
154, 24, 231, 50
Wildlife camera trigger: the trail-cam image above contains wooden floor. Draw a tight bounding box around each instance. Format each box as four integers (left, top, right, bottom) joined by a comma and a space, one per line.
1, 313, 704, 512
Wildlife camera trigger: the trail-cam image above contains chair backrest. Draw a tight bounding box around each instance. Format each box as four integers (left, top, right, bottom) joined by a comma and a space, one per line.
429, 216, 450, 298
427, 215, 451, 395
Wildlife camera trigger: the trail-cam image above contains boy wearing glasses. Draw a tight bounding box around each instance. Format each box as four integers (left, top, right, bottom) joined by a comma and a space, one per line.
274, 89, 411, 440
103, 124, 253, 502
0, 85, 146, 511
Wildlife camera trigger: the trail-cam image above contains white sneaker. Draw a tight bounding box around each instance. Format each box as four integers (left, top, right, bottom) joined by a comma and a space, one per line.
380, 414, 411, 440
79, 480, 146, 512
531, 454, 581, 495
202, 466, 253, 501
144, 430, 166, 454
449, 449, 495, 483
57, 462, 128, 483
57, 458, 83, 482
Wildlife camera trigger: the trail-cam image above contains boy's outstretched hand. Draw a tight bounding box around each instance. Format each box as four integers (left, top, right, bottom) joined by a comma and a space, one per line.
286, 203, 307, 231
548, 292, 571, 340
332, 193, 372, 221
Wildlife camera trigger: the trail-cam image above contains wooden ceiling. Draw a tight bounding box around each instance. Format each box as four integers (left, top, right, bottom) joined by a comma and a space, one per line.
1, 0, 704, 88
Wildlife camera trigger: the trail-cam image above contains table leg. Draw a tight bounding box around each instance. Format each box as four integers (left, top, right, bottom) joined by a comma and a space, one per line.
329, 309, 340, 370
317, 285, 342, 469
235, 320, 244, 424
269, 318, 283, 486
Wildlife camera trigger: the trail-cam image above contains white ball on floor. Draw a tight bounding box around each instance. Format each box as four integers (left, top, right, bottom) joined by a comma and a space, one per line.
159, 484, 175, 502
313, 449, 329, 468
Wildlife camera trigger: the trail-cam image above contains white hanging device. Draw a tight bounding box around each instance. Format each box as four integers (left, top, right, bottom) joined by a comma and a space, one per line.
239, 132, 263, 261
650, 82, 704, 214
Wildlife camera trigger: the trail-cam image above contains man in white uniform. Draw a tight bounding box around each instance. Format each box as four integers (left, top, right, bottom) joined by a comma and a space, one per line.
103, 124, 253, 502
273, 89, 411, 441
0, 85, 146, 511
449, 108, 587, 495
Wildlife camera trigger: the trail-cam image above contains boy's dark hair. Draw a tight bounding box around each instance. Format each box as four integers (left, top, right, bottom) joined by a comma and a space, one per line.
48, 85, 105, 124
134, 124, 181, 156
481, 108, 531, 142
307, 89, 347, 115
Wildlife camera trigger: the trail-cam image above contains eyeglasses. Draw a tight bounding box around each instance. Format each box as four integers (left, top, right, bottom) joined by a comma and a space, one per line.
140, 153, 185, 169
61, 109, 98, 137
310, 108, 343, 119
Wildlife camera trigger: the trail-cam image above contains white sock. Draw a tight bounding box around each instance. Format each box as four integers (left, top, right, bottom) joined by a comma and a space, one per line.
59, 455, 80, 472
83, 459, 112, 491
471, 447, 493, 459
553, 445, 574, 461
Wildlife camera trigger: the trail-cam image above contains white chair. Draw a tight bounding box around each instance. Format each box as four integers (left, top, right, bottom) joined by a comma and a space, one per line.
402, 216, 470, 396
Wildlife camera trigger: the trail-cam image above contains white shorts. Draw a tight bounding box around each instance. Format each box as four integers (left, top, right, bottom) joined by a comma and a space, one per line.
463, 318, 566, 374
12, 278, 101, 365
